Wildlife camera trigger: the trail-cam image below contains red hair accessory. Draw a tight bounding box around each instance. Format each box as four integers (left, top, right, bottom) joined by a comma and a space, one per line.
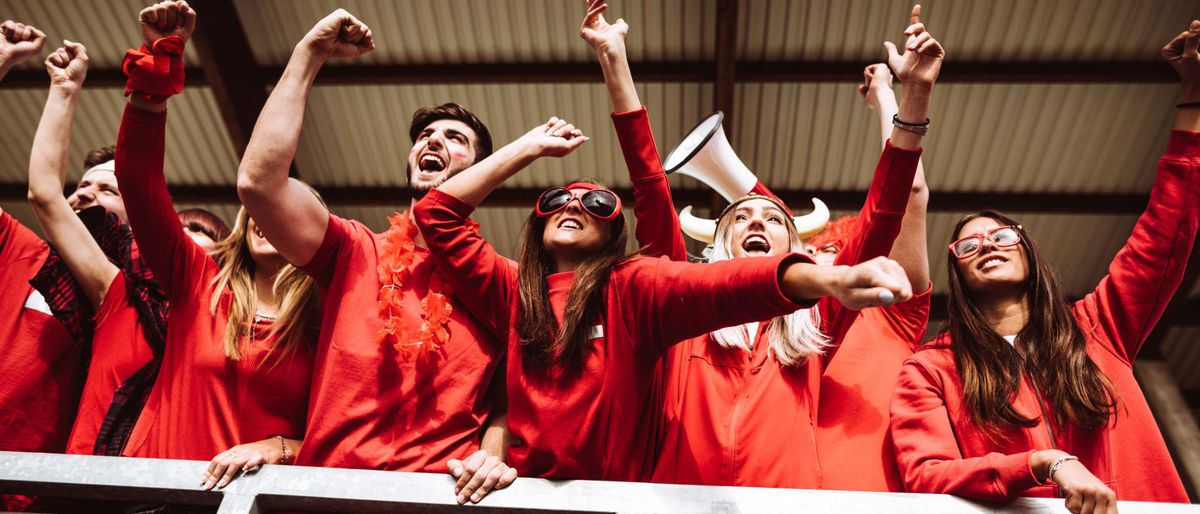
122, 35, 185, 104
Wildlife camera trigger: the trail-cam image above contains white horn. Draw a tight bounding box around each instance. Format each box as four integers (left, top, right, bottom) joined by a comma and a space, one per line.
678, 205, 717, 244
663, 112, 758, 202
793, 197, 831, 239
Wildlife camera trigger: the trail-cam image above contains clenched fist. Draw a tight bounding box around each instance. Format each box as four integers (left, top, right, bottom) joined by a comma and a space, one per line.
0, 20, 46, 68
299, 9, 375, 61
139, 0, 197, 45
45, 40, 88, 91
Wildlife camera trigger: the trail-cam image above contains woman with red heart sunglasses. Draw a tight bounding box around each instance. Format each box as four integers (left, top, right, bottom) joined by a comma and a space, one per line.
413, 116, 914, 484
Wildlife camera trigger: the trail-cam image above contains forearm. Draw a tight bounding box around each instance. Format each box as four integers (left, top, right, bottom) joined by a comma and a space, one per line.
780, 261, 848, 304
238, 48, 324, 195
891, 84, 931, 150
28, 87, 80, 204
480, 412, 510, 459
872, 88, 931, 290
596, 44, 640, 113
1175, 83, 1200, 131
0, 61, 12, 82
437, 140, 540, 207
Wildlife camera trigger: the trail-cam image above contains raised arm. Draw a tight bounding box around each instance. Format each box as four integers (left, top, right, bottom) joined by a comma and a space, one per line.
27, 41, 118, 309
581, 0, 688, 261
860, 63, 931, 292
0, 20, 45, 82
236, 10, 374, 268
1082, 21, 1200, 361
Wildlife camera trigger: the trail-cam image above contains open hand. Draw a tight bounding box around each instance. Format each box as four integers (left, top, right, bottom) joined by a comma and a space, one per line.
884, 5, 944, 90
833, 256, 913, 310
448, 450, 518, 505
300, 9, 375, 61
0, 20, 46, 67
1163, 20, 1200, 100
520, 117, 589, 158
580, 0, 629, 55
139, 1, 196, 45
857, 63, 895, 110
45, 41, 88, 91
201, 437, 293, 490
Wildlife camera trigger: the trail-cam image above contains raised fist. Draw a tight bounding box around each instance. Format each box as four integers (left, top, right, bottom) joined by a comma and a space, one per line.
833, 256, 913, 310
45, 40, 88, 90
580, 0, 629, 55
139, 0, 197, 45
0, 20, 46, 67
1163, 20, 1200, 94
300, 9, 375, 61
519, 117, 589, 159
857, 63, 895, 111
883, 5, 944, 90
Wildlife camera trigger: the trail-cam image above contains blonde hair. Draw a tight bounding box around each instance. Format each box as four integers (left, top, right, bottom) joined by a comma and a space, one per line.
208, 204, 320, 364
707, 196, 829, 366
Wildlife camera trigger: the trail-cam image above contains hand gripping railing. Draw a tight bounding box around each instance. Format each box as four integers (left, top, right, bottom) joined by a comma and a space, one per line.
1, 452, 1197, 513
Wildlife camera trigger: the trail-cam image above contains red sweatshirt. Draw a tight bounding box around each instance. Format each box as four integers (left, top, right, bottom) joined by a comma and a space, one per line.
414, 187, 815, 481
295, 213, 504, 471
115, 105, 313, 461
890, 130, 1199, 503
0, 212, 79, 455
608, 107, 924, 487
65, 271, 155, 454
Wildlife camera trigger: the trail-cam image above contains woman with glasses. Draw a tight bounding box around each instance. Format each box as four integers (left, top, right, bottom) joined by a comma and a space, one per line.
889, 21, 1200, 511
412, 117, 913, 488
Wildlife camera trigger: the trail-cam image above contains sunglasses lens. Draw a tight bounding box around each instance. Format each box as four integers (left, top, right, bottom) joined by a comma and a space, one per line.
537, 188, 571, 215
582, 190, 619, 218
953, 238, 980, 258
993, 227, 1021, 246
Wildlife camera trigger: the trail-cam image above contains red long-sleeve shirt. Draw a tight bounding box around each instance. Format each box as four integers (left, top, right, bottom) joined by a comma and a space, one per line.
413, 187, 815, 481
0, 213, 79, 455
609, 107, 924, 487
890, 130, 1199, 503
295, 213, 503, 471
114, 105, 313, 461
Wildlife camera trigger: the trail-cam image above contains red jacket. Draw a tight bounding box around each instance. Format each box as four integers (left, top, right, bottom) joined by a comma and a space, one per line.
890, 130, 1199, 503
609, 106, 925, 487
413, 187, 814, 481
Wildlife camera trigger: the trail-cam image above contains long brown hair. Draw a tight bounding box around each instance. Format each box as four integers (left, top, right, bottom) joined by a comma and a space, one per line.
516, 180, 633, 369
208, 206, 320, 365
944, 210, 1117, 435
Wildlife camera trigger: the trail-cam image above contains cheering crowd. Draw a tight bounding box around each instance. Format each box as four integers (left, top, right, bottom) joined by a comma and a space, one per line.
2, 1, 1199, 513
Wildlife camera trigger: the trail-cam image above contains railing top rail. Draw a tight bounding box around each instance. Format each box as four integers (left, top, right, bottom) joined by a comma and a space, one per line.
1, 452, 1196, 514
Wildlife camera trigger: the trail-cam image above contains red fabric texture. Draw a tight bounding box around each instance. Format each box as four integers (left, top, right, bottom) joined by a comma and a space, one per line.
0, 212, 80, 455
890, 130, 1200, 503
815, 289, 930, 492
122, 36, 185, 103
413, 187, 813, 482
612, 106, 924, 488
296, 213, 503, 471
65, 271, 154, 454
114, 105, 313, 461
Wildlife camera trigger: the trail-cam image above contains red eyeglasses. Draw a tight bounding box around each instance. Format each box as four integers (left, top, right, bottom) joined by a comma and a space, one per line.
949, 225, 1023, 259
534, 187, 622, 221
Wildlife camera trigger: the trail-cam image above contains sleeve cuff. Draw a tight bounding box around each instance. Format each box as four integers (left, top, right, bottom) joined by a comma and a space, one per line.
771, 253, 819, 310
611, 105, 648, 120
1164, 130, 1200, 161
426, 188, 478, 218
884, 138, 924, 157
123, 103, 168, 125
991, 450, 1043, 497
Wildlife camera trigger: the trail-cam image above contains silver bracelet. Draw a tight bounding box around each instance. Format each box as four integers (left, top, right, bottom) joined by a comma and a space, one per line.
892, 114, 930, 135
1047, 455, 1079, 483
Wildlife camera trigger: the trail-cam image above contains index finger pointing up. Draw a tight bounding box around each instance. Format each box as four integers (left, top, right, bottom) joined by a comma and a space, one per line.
910, 4, 921, 25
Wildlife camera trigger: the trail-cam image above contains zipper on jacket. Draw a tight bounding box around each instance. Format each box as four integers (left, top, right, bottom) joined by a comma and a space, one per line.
1027, 376, 1061, 498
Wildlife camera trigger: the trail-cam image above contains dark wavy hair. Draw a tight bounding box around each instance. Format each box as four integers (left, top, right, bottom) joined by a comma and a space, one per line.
178, 208, 231, 243
409, 103, 493, 161
83, 145, 115, 169
943, 210, 1117, 436
516, 180, 632, 369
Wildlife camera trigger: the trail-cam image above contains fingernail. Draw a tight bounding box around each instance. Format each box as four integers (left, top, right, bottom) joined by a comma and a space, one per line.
471, 493, 481, 503
879, 291, 895, 304
457, 494, 467, 504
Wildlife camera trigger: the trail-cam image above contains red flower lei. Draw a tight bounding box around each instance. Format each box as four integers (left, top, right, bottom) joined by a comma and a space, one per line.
376, 210, 478, 361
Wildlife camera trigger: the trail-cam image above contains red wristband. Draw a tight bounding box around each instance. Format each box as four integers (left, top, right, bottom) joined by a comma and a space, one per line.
122, 35, 186, 103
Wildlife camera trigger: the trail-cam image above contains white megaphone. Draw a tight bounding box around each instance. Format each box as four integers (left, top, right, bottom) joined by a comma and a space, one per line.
663, 112, 830, 244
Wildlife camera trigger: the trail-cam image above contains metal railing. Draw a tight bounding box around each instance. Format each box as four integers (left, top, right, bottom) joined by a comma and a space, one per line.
1, 452, 1197, 513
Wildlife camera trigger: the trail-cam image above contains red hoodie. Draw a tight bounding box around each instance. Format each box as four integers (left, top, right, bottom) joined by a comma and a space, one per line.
890, 130, 1199, 503
413, 187, 815, 481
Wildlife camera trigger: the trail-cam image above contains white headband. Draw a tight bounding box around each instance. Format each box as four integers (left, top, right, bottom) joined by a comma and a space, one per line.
84, 159, 115, 175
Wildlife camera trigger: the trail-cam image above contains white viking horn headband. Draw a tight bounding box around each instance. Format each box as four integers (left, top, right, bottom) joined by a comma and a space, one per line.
665, 112, 830, 244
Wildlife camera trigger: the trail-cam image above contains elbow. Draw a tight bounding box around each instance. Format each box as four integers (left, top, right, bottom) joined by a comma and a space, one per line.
236, 170, 269, 205
26, 186, 57, 209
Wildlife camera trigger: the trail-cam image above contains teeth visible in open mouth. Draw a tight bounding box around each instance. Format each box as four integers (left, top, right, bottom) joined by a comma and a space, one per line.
742, 235, 770, 253
561, 219, 582, 230
419, 154, 446, 172
979, 256, 1005, 269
